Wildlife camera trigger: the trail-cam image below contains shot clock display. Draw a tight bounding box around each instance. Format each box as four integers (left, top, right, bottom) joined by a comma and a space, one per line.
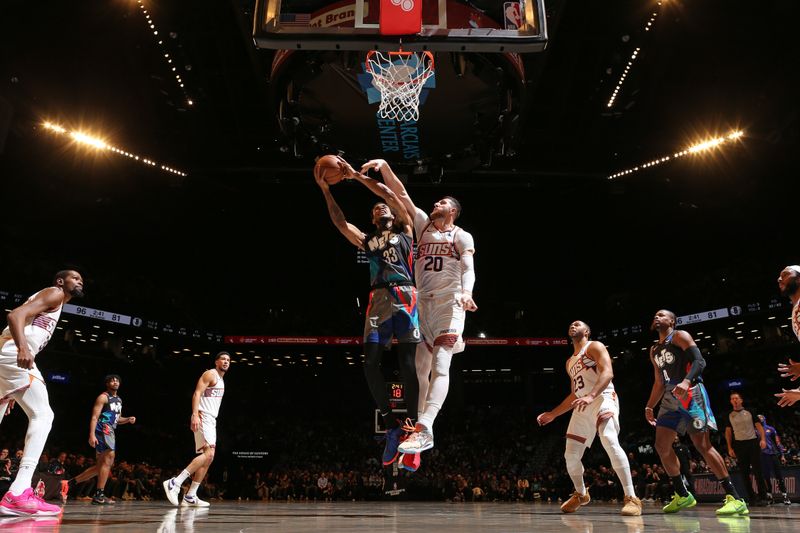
388, 382, 405, 408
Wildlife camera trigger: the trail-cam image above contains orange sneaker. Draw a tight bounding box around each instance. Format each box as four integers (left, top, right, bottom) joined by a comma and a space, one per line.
560, 489, 590, 513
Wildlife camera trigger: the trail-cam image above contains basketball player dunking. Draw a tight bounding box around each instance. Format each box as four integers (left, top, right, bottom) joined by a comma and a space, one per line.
316, 160, 422, 470
163, 351, 230, 507
0, 270, 84, 517
364, 159, 477, 462
537, 320, 642, 516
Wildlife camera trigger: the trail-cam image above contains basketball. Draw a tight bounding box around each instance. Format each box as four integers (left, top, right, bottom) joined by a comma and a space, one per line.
314, 155, 345, 185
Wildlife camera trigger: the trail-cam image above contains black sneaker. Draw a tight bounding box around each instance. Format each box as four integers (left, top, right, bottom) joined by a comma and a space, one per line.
784, 493, 792, 505
91, 492, 115, 505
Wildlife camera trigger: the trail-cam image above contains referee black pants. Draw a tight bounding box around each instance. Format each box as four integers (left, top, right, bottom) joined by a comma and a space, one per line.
733, 439, 769, 501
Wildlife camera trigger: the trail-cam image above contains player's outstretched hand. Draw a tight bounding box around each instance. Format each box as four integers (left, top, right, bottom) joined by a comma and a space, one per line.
778, 358, 800, 381
775, 388, 800, 407
360, 159, 387, 174
337, 157, 358, 179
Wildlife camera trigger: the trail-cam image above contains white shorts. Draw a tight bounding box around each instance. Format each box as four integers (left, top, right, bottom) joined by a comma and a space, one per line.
419, 293, 466, 354
565, 391, 620, 448
193, 412, 217, 453
0, 350, 44, 403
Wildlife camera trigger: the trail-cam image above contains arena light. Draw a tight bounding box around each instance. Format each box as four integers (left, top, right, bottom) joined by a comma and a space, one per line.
136, 0, 193, 107
41, 119, 188, 177
608, 129, 744, 179
607, 1, 664, 109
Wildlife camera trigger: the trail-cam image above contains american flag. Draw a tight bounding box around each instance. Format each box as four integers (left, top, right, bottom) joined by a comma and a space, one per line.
279, 13, 311, 27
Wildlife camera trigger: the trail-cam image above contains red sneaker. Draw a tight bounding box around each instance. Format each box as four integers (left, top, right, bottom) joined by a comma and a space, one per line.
399, 452, 421, 472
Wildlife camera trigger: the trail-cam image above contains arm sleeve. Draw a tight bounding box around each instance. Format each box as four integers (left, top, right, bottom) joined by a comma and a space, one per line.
461, 253, 476, 294
684, 345, 706, 382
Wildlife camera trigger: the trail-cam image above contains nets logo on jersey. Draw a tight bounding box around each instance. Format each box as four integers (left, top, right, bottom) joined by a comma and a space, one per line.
654, 348, 675, 368
367, 232, 400, 253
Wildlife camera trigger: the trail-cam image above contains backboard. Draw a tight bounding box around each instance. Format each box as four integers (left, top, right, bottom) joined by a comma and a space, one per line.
254, 0, 547, 52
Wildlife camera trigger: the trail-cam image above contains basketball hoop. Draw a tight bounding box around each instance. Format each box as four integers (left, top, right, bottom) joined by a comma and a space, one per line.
365, 50, 435, 122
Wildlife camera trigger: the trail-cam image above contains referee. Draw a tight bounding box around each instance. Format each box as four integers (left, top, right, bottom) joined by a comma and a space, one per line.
725, 391, 769, 505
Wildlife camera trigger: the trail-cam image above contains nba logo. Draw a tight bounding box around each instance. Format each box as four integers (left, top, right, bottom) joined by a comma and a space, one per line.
503, 2, 522, 30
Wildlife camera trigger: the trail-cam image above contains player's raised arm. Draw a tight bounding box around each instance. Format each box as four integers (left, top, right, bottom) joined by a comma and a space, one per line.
315, 170, 366, 248
361, 159, 420, 221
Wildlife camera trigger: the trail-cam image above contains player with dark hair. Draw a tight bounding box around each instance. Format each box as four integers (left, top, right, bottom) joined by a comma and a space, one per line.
0, 270, 83, 517
537, 321, 642, 516
367, 159, 477, 464
646, 309, 748, 516
315, 159, 421, 469
163, 351, 230, 507
776, 265, 800, 406
68, 374, 136, 504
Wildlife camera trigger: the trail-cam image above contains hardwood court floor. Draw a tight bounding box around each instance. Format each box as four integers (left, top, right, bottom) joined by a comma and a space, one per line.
0, 501, 794, 532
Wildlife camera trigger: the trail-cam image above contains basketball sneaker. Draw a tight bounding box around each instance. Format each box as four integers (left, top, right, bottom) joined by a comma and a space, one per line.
783, 492, 791, 505
382, 425, 405, 466
181, 494, 210, 507
715, 494, 748, 516
397, 429, 434, 454
621, 495, 643, 516
560, 489, 590, 513
162, 478, 181, 506
91, 491, 115, 505
0, 488, 62, 517
398, 453, 421, 472
662, 492, 696, 513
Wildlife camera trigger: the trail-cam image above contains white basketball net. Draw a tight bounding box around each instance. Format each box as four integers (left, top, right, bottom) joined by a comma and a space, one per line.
366, 51, 434, 122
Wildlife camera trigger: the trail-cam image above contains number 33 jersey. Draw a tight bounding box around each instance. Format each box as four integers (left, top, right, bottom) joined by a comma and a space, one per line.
413, 209, 475, 297
568, 341, 614, 398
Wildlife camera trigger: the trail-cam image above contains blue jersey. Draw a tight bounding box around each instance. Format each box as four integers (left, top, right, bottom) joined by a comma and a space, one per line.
96, 392, 122, 433
363, 229, 413, 288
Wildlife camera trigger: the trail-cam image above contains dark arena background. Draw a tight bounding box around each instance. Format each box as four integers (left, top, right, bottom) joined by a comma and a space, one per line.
1, 0, 799, 531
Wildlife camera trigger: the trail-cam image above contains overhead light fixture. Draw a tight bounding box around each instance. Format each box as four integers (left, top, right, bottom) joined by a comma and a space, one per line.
608, 129, 744, 179
42, 120, 188, 177
607, 1, 664, 109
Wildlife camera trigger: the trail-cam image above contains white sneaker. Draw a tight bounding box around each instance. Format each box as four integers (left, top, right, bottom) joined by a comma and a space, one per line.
181, 494, 210, 507
397, 430, 434, 453
162, 478, 181, 506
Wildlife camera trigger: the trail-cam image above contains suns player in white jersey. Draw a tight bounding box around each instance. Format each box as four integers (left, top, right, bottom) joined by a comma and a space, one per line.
0, 270, 84, 517
361, 159, 477, 458
776, 265, 800, 407
537, 321, 641, 516
163, 351, 230, 507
